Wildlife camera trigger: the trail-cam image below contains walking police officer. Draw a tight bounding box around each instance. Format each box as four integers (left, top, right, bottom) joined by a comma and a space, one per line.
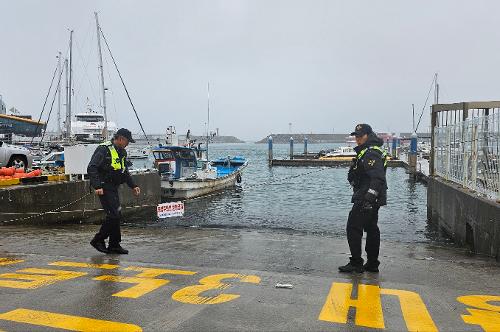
88, 128, 140, 254
339, 124, 388, 273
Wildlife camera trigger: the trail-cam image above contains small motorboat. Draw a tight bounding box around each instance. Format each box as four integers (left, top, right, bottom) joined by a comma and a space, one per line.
153, 146, 247, 200
319, 146, 357, 160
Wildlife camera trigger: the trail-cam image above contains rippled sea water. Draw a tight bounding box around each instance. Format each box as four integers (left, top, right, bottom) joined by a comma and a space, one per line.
129, 143, 441, 244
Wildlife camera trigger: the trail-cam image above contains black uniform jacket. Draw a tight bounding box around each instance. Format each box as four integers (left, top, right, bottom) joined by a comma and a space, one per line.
87, 142, 137, 191
348, 134, 388, 206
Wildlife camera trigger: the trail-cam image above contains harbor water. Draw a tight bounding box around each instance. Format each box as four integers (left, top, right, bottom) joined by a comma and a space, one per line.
129, 143, 441, 244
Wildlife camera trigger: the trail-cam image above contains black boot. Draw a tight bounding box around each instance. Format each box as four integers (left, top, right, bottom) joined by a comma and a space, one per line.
90, 239, 108, 253
108, 245, 129, 255
338, 258, 364, 273
363, 260, 380, 273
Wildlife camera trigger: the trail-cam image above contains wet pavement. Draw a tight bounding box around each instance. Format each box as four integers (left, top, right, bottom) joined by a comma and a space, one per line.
0, 224, 499, 331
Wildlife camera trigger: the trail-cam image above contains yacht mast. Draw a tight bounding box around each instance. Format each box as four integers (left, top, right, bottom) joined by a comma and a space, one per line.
206, 82, 210, 161
56, 51, 62, 137
95, 12, 108, 140
65, 30, 73, 139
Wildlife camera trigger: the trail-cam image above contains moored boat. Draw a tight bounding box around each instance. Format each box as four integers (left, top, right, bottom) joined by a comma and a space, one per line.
153, 145, 247, 200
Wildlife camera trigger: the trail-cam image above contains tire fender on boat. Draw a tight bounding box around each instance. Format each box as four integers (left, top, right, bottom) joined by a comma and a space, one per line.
236, 173, 242, 184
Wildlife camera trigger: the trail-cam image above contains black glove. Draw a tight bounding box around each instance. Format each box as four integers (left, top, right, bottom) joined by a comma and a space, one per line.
364, 190, 377, 203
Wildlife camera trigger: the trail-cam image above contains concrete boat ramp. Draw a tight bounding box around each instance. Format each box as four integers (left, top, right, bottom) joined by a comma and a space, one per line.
0, 225, 498, 331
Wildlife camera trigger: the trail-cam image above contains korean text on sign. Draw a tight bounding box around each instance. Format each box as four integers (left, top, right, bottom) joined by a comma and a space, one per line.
157, 202, 184, 218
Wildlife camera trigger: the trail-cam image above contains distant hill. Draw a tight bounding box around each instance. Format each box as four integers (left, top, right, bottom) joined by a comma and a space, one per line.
256, 132, 431, 144
191, 135, 245, 144
256, 134, 348, 144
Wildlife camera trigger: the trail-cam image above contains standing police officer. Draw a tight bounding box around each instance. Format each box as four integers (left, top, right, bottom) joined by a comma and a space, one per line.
339, 124, 388, 273
88, 128, 140, 254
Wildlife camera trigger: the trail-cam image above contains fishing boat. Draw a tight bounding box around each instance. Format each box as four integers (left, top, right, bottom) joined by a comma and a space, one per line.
71, 106, 117, 142
153, 145, 247, 200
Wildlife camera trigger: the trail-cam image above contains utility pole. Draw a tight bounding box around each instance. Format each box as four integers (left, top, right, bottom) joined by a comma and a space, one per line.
95, 12, 108, 140
56, 51, 62, 137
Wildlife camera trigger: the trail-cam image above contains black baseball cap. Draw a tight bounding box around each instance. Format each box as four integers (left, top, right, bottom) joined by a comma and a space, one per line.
350, 124, 373, 137
115, 128, 135, 143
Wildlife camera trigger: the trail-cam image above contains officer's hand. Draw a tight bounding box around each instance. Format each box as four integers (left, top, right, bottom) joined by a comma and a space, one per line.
364, 190, 377, 203
95, 189, 104, 196
133, 187, 141, 196
362, 201, 373, 211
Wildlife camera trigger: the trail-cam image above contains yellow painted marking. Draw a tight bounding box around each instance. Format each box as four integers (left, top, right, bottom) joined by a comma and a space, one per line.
461, 308, 500, 332
381, 288, 438, 332
457, 295, 500, 312
318, 282, 384, 329
319, 283, 438, 331
93, 275, 169, 298
172, 273, 261, 305
49, 261, 119, 270
0, 308, 142, 332
458, 295, 500, 331
0, 268, 86, 289
0, 258, 24, 266
123, 266, 197, 278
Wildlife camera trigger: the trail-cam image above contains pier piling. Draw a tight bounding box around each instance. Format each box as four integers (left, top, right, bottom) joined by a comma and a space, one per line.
408, 133, 418, 178
268, 136, 273, 165
304, 137, 308, 155
289, 137, 294, 160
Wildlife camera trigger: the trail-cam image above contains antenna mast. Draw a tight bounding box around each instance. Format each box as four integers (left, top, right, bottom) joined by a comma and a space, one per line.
206, 82, 210, 161
95, 12, 108, 140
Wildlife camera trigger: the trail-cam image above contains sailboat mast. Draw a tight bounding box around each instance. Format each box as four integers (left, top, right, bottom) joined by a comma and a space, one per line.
95, 12, 108, 140
207, 82, 210, 161
56, 51, 62, 137
65, 30, 73, 139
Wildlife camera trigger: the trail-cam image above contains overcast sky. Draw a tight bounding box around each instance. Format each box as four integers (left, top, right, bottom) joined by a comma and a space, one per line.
1, 1, 500, 140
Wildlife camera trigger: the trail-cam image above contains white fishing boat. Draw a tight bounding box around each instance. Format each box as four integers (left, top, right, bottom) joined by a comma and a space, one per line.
153, 145, 247, 200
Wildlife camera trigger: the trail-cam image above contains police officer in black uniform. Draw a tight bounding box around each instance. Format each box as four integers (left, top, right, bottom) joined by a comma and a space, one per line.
88, 128, 140, 254
339, 124, 387, 273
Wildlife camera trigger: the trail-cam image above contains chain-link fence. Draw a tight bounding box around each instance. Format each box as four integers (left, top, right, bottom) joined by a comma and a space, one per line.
432, 102, 499, 201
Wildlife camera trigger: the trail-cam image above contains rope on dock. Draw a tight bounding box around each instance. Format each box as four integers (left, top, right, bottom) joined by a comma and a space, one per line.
0, 192, 93, 224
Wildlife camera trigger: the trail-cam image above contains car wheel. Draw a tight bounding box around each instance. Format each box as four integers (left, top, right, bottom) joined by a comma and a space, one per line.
8, 156, 27, 169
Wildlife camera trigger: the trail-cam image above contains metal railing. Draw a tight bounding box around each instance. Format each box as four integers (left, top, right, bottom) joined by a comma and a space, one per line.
431, 102, 499, 201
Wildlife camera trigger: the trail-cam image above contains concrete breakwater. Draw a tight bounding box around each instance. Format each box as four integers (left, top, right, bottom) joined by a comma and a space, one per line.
0, 172, 161, 224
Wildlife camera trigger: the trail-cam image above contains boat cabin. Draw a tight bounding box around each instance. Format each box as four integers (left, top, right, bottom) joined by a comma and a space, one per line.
152, 146, 197, 179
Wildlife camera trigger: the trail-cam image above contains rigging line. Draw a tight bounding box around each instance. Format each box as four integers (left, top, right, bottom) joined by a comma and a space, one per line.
30, 63, 58, 144
74, 38, 100, 109
103, 53, 120, 126
99, 27, 150, 144
40, 63, 65, 145
415, 74, 437, 133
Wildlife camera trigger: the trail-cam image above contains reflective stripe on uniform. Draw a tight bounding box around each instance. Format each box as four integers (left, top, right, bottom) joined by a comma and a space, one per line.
100, 142, 125, 171
356, 146, 388, 167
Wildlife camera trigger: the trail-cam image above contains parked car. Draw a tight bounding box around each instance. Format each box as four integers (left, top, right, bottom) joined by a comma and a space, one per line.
0, 141, 34, 169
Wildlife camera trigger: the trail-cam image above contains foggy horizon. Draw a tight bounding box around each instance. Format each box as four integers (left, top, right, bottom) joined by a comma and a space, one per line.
2, 1, 500, 141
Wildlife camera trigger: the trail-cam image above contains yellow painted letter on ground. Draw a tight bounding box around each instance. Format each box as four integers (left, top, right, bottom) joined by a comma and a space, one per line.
123, 266, 197, 278
0, 308, 142, 332
49, 261, 119, 270
318, 282, 384, 329
93, 275, 169, 299
0, 258, 24, 266
172, 273, 261, 305
458, 295, 500, 332
381, 288, 438, 332
0, 268, 87, 289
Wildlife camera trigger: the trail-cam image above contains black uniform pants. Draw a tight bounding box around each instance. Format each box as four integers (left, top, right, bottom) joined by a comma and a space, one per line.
346, 204, 380, 265
94, 188, 122, 247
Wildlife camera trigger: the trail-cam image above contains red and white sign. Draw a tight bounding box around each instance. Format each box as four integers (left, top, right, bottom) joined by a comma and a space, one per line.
157, 201, 184, 218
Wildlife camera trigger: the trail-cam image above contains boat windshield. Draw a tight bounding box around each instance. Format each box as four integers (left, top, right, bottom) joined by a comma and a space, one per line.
76, 115, 104, 122
153, 151, 174, 160
176, 150, 195, 160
